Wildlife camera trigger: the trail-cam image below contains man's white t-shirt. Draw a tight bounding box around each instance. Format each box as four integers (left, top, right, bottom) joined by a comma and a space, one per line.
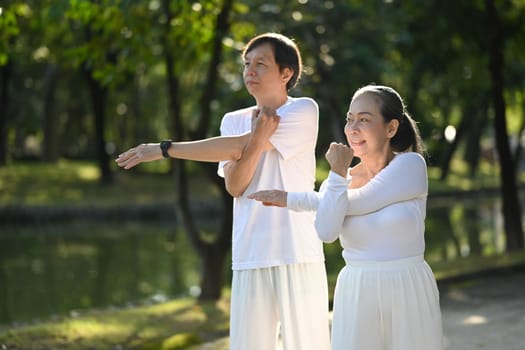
218, 97, 324, 271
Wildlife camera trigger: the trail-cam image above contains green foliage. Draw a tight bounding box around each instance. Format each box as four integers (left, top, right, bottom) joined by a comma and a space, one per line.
0, 6, 18, 65
3, 0, 524, 168
64, 0, 135, 87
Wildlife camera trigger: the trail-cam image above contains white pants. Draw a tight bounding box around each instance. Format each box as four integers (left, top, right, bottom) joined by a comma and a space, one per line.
229, 262, 331, 350
331, 255, 443, 350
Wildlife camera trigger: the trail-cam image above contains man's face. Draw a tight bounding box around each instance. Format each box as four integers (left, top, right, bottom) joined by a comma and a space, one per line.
243, 42, 288, 97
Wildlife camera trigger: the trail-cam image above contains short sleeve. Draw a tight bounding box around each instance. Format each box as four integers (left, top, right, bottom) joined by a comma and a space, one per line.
217, 113, 239, 178
270, 98, 319, 160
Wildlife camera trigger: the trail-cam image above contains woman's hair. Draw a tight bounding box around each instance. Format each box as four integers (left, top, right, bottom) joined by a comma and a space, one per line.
243, 33, 302, 91
352, 84, 426, 155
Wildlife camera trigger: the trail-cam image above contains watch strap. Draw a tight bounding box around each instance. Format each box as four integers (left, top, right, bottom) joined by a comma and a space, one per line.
160, 140, 172, 158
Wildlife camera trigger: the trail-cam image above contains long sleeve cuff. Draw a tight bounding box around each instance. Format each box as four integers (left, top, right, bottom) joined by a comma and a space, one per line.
326, 170, 350, 189
287, 191, 319, 212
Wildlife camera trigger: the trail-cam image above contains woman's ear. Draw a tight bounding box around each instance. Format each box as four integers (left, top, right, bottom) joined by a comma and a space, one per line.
387, 119, 400, 138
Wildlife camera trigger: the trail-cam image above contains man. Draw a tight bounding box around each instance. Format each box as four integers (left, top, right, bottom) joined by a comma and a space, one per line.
116, 33, 330, 350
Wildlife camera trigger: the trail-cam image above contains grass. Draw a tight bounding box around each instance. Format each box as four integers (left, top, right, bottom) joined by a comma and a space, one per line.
0, 159, 218, 206
0, 155, 507, 207
431, 250, 525, 280
0, 297, 230, 350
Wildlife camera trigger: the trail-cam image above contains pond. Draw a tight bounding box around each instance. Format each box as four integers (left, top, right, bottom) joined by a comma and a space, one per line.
0, 193, 508, 327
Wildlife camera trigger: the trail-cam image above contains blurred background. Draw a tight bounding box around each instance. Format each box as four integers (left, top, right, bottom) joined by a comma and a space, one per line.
1, 0, 524, 333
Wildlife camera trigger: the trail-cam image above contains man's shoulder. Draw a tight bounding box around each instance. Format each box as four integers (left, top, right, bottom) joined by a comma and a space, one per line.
282, 97, 319, 119
288, 96, 318, 109
220, 106, 254, 132
223, 106, 255, 119
285, 96, 319, 115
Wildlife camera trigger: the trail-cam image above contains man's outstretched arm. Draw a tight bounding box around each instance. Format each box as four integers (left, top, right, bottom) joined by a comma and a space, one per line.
115, 134, 250, 170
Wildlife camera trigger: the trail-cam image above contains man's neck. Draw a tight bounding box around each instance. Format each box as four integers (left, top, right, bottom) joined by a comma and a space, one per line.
255, 94, 289, 110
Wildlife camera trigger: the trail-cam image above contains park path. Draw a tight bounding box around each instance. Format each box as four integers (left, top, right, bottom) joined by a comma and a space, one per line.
440, 270, 525, 350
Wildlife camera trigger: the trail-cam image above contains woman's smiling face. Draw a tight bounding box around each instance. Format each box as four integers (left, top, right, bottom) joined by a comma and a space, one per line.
344, 92, 397, 159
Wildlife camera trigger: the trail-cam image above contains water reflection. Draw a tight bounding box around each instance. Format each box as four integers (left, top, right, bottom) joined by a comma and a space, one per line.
0, 195, 507, 326
425, 195, 505, 264
0, 220, 200, 326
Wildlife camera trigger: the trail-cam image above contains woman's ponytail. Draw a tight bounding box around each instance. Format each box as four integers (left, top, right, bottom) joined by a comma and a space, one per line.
391, 111, 425, 155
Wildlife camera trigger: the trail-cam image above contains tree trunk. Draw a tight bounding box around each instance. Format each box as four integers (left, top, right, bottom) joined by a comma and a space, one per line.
81, 4, 113, 184
513, 92, 525, 170
194, 0, 234, 301
0, 61, 12, 165
440, 113, 467, 180
0, 255, 9, 323
465, 206, 482, 255
85, 68, 113, 184
464, 98, 488, 177
486, 0, 524, 251
163, 0, 233, 301
43, 64, 60, 162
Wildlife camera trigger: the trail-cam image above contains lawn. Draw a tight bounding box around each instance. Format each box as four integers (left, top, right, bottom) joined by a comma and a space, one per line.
0, 155, 504, 207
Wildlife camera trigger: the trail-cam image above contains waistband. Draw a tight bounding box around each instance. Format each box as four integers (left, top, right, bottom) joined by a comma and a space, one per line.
344, 254, 424, 270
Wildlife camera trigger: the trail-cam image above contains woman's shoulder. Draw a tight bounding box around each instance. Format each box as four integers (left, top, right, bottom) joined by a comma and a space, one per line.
393, 152, 426, 166
389, 152, 427, 179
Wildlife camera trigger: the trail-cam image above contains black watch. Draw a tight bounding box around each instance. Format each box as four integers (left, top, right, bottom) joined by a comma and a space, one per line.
160, 140, 172, 158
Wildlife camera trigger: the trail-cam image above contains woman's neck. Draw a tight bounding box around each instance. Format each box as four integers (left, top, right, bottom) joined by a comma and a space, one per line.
359, 152, 395, 178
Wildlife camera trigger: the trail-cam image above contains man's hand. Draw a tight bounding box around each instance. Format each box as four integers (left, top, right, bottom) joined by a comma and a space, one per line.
115, 143, 163, 169
250, 106, 280, 150
248, 190, 287, 207
325, 142, 354, 177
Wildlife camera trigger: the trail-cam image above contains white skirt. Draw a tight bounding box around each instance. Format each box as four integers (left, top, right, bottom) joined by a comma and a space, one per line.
331, 255, 443, 350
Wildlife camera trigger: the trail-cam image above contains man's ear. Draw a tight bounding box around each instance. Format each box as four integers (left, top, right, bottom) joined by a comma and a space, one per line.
281, 67, 293, 84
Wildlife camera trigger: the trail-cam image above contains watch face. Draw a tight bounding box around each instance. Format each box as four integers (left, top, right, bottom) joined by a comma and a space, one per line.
161, 140, 172, 157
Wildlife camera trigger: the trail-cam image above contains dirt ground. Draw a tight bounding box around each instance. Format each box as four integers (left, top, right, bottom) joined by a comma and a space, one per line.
440, 270, 525, 350
192, 270, 525, 350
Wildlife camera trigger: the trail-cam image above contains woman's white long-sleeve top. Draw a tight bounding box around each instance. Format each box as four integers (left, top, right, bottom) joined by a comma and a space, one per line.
287, 152, 428, 261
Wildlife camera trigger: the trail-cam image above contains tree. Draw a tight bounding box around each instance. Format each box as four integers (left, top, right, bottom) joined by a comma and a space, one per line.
161, 0, 234, 300
0, 3, 21, 165
65, 0, 139, 184
485, 0, 524, 251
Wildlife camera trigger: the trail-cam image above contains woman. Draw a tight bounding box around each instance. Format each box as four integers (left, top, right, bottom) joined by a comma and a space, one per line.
249, 84, 443, 350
